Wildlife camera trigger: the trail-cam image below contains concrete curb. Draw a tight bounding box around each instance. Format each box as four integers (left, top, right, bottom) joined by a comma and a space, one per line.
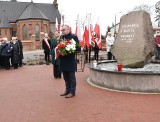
86, 77, 160, 95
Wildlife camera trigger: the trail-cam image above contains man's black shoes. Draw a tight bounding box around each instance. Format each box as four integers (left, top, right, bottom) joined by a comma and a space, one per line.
65, 93, 75, 98
60, 92, 69, 96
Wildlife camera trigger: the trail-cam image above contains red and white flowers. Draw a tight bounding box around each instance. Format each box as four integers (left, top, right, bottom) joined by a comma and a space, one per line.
55, 38, 79, 59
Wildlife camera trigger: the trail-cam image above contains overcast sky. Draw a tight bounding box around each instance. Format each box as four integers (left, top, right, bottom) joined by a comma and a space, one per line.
20, 0, 158, 34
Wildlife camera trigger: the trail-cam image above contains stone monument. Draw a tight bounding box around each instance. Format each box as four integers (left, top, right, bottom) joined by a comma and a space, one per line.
112, 11, 156, 68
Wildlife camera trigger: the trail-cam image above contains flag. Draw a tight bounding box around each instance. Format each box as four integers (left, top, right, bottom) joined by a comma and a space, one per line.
90, 24, 96, 47
94, 18, 102, 49
59, 16, 62, 33
75, 15, 83, 46
88, 14, 92, 47
68, 21, 72, 33
55, 18, 58, 31
83, 26, 89, 47
83, 14, 92, 47
58, 15, 64, 34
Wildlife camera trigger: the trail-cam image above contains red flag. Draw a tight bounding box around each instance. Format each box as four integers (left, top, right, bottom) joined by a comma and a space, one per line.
81, 14, 94, 47
83, 26, 90, 47
94, 18, 102, 49
90, 24, 96, 47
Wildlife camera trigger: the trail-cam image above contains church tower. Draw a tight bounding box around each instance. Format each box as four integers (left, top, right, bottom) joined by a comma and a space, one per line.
53, 0, 58, 9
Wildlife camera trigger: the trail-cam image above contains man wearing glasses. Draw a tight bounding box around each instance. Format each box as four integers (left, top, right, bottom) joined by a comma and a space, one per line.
59, 25, 80, 98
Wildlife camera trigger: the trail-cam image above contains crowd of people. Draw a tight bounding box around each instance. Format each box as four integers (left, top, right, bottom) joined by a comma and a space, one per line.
82, 31, 115, 63
9, 28, 114, 80
0, 36, 23, 70
1, 26, 160, 99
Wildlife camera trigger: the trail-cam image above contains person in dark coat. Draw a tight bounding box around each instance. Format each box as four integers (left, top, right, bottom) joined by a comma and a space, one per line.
11, 37, 20, 69
83, 44, 88, 63
93, 42, 100, 62
1, 37, 13, 70
16, 37, 23, 67
155, 31, 160, 60
0, 36, 3, 68
42, 33, 51, 65
50, 31, 61, 79
59, 25, 80, 98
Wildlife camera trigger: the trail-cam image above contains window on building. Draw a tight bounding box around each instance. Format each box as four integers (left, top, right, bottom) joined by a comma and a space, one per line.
12, 31, 17, 37
35, 24, 40, 41
22, 24, 28, 40
44, 24, 48, 33
5, 29, 7, 35
50, 24, 54, 33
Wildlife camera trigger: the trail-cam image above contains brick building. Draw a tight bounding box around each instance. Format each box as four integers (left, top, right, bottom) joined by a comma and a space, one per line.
0, 0, 61, 51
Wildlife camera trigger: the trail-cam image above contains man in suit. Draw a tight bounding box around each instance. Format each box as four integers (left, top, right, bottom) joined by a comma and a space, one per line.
59, 25, 80, 98
42, 33, 51, 65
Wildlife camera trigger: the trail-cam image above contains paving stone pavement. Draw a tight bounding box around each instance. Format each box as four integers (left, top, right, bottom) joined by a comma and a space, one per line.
1, 64, 160, 122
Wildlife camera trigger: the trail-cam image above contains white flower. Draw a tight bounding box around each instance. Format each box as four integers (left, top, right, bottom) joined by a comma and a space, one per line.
70, 39, 76, 45
65, 44, 76, 51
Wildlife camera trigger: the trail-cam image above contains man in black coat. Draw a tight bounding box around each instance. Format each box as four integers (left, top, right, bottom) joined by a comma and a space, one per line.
59, 25, 80, 98
16, 37, 23, 67
0, 36, 3, 68
42, 33, 51, 65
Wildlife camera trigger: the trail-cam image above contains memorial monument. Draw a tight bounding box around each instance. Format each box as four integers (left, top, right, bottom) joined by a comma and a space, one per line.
112, 11, 156, 68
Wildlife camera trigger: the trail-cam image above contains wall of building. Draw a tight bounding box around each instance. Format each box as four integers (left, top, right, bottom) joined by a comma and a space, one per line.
13, 19, 52, 51
0, 28, 12, 41
17, 19, 50, 41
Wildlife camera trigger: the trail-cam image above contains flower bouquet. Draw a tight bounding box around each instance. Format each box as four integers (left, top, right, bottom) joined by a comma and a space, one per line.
55, 38, 79, 59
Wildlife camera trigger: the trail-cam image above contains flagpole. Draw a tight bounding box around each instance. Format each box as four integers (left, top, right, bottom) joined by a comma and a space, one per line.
88, 13, 91, 63
88, 46, 91, 63
114, 11, 122, 36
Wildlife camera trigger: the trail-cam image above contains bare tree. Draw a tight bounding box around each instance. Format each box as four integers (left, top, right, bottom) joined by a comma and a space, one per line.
133, 4, 153, 15
155, 1, 160, 27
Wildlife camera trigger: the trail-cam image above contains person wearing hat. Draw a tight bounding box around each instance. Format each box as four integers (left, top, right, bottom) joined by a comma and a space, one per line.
106, 32, 115, 60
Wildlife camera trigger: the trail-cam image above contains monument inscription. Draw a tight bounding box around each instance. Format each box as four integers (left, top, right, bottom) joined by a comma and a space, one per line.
120, 24, 139, 42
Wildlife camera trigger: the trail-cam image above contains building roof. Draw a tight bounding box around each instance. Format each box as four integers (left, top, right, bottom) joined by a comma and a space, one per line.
18, 1, 49, 21
0, 1, 61, 23
11, 0, 17, 2
0, 10, 11, 28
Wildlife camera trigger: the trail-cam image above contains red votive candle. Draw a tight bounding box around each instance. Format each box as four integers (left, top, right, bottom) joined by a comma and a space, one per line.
117, 64, 122, 71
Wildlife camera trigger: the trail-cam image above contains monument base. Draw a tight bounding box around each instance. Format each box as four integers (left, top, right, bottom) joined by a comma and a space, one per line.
89, 61, 160, 93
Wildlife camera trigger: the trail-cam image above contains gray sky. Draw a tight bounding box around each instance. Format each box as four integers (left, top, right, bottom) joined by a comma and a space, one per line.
21, 0, 158, 34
